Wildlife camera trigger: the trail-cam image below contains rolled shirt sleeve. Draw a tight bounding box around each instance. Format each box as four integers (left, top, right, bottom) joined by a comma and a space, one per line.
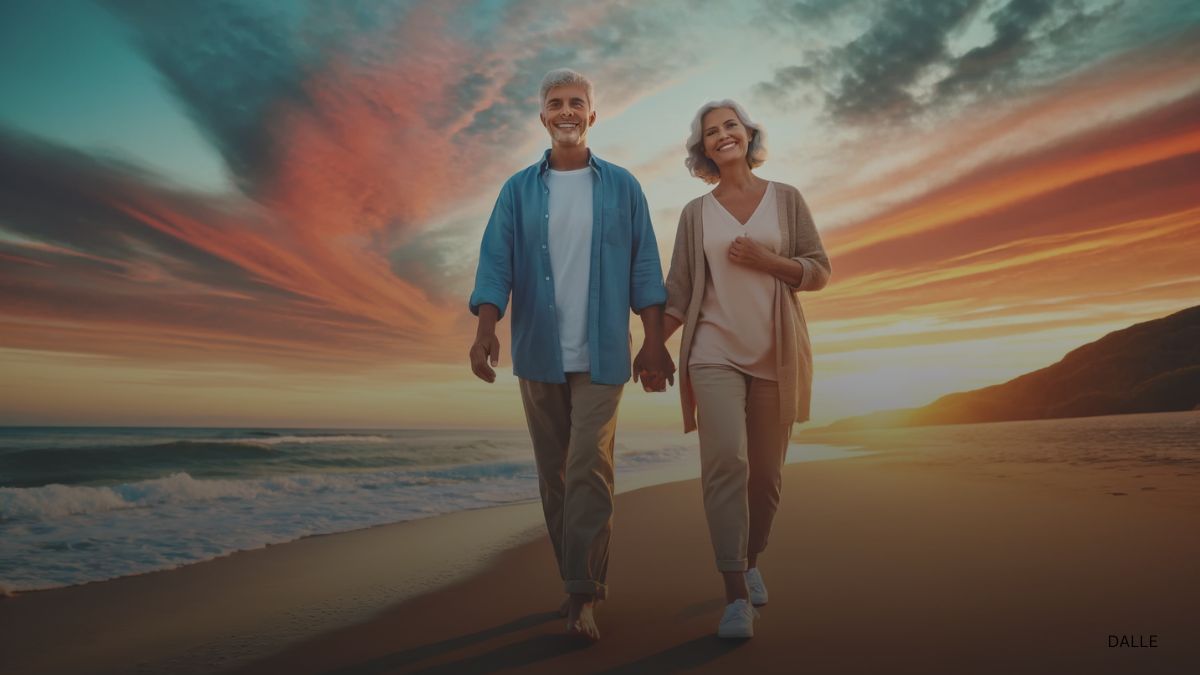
469, 182, 515, 318
628, 182, 667, 313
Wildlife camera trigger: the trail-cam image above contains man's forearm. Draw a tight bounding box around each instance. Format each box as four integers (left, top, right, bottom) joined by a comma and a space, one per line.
476, 304, 500, 338
638, 305, 664, 345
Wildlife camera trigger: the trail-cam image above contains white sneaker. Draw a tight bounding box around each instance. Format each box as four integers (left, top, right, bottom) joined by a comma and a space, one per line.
746, 568, 768, 606
717, 599, 758, 639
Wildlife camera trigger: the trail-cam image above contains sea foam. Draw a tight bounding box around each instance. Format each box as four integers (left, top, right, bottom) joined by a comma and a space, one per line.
0, 425, 876, 592
0, 468, 506, 522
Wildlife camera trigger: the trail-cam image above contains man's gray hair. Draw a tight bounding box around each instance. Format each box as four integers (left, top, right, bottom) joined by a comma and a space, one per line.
684, 99, 768, 184
539, 68, 595, 106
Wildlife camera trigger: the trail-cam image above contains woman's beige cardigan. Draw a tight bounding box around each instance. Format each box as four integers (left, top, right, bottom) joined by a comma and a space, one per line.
664, 182, 831, 433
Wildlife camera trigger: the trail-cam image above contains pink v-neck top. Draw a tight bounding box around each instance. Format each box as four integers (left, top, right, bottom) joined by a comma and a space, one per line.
689, 182, 780, 380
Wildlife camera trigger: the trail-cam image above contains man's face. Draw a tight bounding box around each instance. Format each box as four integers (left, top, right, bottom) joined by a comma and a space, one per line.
540, 84, 595, 148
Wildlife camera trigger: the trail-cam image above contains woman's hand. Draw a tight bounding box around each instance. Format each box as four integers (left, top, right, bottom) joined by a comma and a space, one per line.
728, 235, 774, 271
633, 341, 675, 392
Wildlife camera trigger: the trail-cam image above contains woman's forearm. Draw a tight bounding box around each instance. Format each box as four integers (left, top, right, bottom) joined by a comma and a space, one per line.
664, 313, 683, 342
762, 252, 805, 287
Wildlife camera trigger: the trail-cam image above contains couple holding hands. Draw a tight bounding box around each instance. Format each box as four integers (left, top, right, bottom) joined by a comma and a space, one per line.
469, 68, 830, 641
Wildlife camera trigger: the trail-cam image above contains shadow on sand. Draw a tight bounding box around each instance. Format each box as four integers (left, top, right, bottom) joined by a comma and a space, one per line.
319, 611, 570, 675
595, 635, 747, 674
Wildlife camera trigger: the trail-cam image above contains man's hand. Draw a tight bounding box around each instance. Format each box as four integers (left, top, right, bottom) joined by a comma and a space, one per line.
728, 235, 774, 271
470, 334, 500, 383
633, 342, 675, 392
470, 304, 502, 383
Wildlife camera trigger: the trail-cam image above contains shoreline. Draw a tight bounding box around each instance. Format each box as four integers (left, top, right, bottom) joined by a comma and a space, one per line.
0, 499, 547, 597
0, 440, 869, 595
3, 438, 1197, 674
0, 500, 549, 675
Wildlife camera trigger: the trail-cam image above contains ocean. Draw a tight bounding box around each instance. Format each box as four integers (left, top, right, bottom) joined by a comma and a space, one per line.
0, 426, 865, 592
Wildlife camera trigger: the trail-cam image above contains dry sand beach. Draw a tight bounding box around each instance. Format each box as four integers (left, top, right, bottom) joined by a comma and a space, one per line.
3, 419, 1198, 675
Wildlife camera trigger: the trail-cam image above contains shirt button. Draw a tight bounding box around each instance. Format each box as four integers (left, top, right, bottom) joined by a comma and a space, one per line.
542, 244, 547, 249
545, 276, 550, 281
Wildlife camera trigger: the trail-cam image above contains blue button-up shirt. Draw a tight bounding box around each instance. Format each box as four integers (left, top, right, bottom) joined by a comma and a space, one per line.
469, 150, 667, 385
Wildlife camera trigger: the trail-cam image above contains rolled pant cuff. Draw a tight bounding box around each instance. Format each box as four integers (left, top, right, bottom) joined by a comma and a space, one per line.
716, 559, 748, 573
564, 579, 608, 599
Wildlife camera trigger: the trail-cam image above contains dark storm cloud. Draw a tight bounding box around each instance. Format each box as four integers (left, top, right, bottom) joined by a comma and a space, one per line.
755, 0, 1136, 123
101, 0, 315, 194
760, 0, 876, 25
821, 0, 983, 120
0, 126, 278, 297
934, 0, 1056, 98
755, 64, 819, 102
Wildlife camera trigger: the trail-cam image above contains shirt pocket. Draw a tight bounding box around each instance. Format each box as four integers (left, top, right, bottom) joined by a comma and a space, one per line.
603, 205, 631, 248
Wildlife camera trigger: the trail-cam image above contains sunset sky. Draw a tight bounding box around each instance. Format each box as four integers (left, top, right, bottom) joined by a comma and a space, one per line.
1, 0, 1198, 429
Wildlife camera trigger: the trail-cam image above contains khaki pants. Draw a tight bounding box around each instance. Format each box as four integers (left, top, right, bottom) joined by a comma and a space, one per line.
519, 374, 623, 599
691, 364, 792, 572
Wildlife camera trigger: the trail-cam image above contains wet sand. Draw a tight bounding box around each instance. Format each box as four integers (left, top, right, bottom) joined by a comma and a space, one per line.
3, 446, 1197, 674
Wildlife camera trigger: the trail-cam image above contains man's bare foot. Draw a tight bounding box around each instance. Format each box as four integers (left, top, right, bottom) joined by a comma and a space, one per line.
565, 593, 600, 641
559, 594, 604, 618
560, 594, 603, 617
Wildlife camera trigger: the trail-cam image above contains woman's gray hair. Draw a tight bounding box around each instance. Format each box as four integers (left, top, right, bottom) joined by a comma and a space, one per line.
684, 99, 768, 184
539, 68, 594, 105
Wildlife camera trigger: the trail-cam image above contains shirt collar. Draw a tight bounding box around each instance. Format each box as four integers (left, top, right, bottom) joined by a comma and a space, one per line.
538, 148, 601, 175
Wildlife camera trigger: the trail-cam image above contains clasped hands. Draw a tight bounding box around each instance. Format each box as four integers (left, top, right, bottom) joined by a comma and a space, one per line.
633, 341, 675, 393
472, 332, 675, 393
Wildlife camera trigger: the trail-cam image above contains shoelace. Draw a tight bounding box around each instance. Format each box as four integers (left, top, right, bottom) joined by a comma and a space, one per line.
722, 601, 757, 621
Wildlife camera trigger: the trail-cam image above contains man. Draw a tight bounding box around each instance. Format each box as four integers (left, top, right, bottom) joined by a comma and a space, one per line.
469, 68, 674, 640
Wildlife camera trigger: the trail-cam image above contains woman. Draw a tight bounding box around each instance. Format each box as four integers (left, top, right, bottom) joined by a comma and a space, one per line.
661, 100, 830, 639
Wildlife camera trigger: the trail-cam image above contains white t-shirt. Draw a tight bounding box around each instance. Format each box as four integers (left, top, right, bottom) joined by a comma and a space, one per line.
547, 168, 594, 372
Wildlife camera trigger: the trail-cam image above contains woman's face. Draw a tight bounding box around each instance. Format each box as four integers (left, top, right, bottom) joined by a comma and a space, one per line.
701, 107, 750, 166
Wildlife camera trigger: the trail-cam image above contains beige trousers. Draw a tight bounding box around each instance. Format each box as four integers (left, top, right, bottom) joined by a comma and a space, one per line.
690, 364, 792, 572
519, 374, 623, 599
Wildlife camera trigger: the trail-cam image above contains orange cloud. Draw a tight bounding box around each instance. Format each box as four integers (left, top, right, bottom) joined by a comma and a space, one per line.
799, 89, 1200, 364
810, 43, 1200, 228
